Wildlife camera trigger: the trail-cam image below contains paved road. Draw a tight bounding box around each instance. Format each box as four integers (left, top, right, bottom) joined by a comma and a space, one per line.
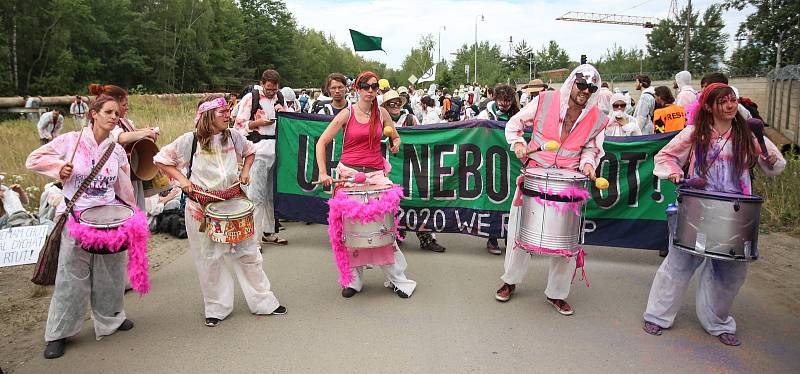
15, 223, 800, 373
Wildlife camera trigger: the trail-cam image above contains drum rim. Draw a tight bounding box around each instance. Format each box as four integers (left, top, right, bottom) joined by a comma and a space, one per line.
672, 242, 757, 262
79, 205, 134, 228
205, 198, 255, 219
522, 167, 588, 182
677, 188, 764, 202
339, 184, 393, 194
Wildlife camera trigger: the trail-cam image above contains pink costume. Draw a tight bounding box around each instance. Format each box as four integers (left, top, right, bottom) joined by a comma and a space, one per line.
644, 125, 785, 336
500, 65, 606, 301
326, 107, 417, 296
154, 130, 282, 319
26, 128, 141, 342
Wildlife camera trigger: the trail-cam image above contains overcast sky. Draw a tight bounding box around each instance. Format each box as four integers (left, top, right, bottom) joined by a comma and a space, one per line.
286, 0, 751, 71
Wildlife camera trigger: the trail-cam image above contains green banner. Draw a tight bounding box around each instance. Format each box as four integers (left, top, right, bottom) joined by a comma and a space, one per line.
274, 113, 677, 250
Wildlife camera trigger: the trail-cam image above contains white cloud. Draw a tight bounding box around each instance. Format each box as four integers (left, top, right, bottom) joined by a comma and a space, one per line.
286, 0, 750, 72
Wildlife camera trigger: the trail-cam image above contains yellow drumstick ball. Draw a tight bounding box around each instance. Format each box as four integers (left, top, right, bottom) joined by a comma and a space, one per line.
383, 126, 394, 137
595, 177, 609, 190
543, 140, 560, 152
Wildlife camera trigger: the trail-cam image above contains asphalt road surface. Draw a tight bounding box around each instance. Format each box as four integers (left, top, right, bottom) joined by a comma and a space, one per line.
14, 222, 800, 373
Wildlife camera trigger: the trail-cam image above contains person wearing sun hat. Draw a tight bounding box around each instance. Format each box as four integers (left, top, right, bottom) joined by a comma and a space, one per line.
381, 90, 447, 254
520, 79, 546, 107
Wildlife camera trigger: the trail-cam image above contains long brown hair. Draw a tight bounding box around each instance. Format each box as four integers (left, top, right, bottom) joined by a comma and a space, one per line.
196, 94, 229, 150
353, 71, 382, 150
692, 84, 757, 177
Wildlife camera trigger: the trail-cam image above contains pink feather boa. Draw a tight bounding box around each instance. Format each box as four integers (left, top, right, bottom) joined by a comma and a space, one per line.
67, 208, 150, 295
531, 186, 589, 216
327, 185, 403, 287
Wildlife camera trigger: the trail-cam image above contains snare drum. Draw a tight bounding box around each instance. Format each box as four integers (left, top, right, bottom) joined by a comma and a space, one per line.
339, 184, 396, 249
672, 188, 762, 261
517, 167, 589, 256
79, 205, 134, 254
204, 198, 255, 244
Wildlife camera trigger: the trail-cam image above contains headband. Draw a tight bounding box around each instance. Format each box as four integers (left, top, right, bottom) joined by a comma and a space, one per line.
194, 97, 228, 125
697, 83, 729, 111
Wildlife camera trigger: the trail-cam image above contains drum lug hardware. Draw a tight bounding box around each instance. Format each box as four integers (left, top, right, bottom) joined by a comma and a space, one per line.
733, 200, 740, 212
367, 237, 372, 244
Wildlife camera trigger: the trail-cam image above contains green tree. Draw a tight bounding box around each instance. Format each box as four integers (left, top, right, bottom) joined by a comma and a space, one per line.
724, 0, 800, 67
645, 5, 727, 74
594, 44, 644, 76
536, 40, 570, 72
397, 34, 434, 88
451, 41, 504, 85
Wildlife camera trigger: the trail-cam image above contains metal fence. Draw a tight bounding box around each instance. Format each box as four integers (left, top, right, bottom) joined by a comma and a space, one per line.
766, 65, 800, 147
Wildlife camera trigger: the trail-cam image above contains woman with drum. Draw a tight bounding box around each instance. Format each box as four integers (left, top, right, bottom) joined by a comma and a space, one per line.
642, 83, 785, 346
88, 84, 159, 211
27, 95, 139, 359
154, 94, 286, 328
316, 71, 417, 299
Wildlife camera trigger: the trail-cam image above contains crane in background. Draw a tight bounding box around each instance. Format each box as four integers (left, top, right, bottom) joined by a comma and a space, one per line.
556, 0, 693, 71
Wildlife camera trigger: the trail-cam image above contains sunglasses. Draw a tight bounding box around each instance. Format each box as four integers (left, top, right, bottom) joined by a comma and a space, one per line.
358, 82, 380, 91
385, 101, 402, 108
575, 81, 598, 93
612, 103, 626, 109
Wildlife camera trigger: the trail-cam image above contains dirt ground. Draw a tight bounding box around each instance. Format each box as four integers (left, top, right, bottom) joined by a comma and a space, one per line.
0, 234, 187, 373
0, 231, 797, 373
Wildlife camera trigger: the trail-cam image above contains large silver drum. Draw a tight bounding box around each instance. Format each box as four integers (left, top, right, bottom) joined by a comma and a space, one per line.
340, 184, 396, 249
673, 188, 762, 261
518, 167, 588, 256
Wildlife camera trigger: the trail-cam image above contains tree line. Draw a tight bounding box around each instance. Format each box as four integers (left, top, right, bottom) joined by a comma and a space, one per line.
0, 0, 795, 96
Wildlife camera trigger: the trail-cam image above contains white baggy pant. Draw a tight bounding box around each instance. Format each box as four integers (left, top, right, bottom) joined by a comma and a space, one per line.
185, 208, 280, 319
247, 158, 276, 236
643, 244, 747, 336
346, 244, 417, 296
45, 227, 128, 341
500, 204, 575, 300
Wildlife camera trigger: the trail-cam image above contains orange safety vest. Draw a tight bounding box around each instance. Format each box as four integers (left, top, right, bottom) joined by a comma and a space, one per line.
653, 104, 686, 133
526, 91, 607, 169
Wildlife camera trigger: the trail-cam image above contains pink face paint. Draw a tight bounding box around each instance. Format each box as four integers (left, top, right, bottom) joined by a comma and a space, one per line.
715, 94, 737, 105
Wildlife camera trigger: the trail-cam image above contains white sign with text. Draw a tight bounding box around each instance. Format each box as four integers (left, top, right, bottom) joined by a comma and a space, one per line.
0, 225, 48, 267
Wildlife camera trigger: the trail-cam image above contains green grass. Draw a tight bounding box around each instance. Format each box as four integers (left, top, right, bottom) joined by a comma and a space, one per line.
753, 154, 800, 235
0, 95, 197, 208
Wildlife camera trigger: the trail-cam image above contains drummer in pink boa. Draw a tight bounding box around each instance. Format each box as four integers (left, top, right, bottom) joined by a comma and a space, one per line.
642, 83, 785, 346
316, 71, 417, 299
26, 94, 140, 359
155, 94, 286, 327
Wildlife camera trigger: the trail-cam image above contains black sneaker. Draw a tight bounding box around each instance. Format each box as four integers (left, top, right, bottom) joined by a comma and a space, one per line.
44, 339, 66, 359
422, 240, 446, 253
205, 317, 221, 327
341, 287, 358, 298
117, 319, 134, 331
394, 287, 410, 299
271, 305, 287, 315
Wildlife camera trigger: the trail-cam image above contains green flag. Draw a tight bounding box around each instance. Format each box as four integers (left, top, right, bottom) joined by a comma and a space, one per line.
349, 29, 384, 52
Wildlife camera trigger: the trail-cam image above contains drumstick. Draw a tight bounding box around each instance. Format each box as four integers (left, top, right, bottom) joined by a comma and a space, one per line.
193, 189, 226, 201
68, 127, 85, 164
312, 178, 351, 185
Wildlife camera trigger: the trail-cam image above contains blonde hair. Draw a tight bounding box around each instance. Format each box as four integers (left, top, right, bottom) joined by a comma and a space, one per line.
196, 94, 229, 150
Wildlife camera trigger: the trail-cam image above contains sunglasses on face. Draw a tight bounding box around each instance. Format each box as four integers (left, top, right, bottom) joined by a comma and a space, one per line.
612, 103, 626, 109
385, 101, 402, 108
575, 81, 598, 93
358, 82, 380, 91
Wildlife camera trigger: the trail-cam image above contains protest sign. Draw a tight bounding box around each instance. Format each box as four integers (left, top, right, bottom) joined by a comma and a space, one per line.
0, 225, 48, 267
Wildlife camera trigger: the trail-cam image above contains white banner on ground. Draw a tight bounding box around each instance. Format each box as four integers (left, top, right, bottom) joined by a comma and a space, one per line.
417, 64, 437, 83
0, 225, 48, 267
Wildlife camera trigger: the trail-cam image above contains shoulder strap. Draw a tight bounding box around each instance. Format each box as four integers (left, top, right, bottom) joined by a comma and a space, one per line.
64, 141, 117, 214
249, 88, 260, 120
186, 132, 198, 180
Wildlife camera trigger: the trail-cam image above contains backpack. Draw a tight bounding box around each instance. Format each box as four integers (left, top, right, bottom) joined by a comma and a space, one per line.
312, 99, 333, 115
446, 97, 462, 121
238, 85, 284, 120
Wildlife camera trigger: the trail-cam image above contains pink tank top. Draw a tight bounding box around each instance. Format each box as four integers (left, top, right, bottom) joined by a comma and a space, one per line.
340, 106, 384, 169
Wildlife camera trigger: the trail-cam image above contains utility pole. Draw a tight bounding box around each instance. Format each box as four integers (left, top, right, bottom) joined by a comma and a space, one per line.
438, 25, 445, 65
474, 14, 484, 83
683, 0, 691, 71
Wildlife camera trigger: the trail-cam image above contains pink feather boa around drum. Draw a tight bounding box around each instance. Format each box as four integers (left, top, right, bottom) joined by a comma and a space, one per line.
327, 185, 403, 287
67, 208, 151, 295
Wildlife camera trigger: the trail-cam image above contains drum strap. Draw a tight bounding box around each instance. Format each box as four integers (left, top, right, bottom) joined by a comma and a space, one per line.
520, 185, 586, 203
64, 142, 117, 221
179, 133, 199, 211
